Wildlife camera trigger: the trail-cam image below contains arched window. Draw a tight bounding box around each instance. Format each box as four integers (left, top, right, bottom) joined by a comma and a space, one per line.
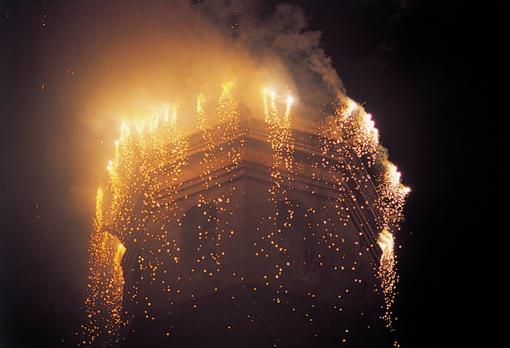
276, 200, 316, 277
181, 204, 218, 278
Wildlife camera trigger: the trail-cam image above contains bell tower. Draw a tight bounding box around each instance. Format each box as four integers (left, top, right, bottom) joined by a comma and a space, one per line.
115, 108, 392, 347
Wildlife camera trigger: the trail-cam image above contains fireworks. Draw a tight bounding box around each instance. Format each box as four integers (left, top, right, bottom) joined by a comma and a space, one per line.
81, 188, 127, 346
82, 82, 409, 346
263, 88, 295, 201
377, 228, 397, 329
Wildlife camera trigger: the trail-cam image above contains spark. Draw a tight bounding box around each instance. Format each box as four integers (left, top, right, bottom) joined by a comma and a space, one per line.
345, 99, 357, 116
285, 95, 294, 120
82, 83, 408, 346
377, 229, 397, 328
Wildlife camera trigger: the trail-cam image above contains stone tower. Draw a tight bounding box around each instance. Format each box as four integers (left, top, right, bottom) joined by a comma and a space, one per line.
110, 108, 392, 347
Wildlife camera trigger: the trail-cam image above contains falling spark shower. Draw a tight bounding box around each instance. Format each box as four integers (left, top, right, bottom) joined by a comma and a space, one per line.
80, 83, 409, 346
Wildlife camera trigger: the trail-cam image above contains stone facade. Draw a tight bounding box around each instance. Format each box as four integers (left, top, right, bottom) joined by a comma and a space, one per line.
115, 113, 390, 347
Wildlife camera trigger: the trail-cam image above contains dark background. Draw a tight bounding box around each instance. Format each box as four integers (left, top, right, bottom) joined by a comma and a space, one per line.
1, 1, 486, 347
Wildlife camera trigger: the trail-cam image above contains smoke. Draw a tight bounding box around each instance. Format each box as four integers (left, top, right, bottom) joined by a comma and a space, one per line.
259, 4, 345, 98
0, 2, 366, 345
32, 0, 350, 207
7, 0, 354, 241
7, 0, 350, 329
197, 1, 347, 113
63, 1, 347, 135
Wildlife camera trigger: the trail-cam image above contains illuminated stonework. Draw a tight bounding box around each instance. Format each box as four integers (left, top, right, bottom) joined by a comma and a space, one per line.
81, 86, 409, 347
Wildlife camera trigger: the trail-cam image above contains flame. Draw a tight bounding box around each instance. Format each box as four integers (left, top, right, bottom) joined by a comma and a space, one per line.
172, 104, 179, 124
222, 81, 234, 93
377, 228, 394, 253
262, 87, 295, 123
115, 242, 126, 262
285, 95, 294, 119
149, 113, 160, 131
345, 99, 357, 116
286, 95, 294, 106
196, 94, 205, 115
162, 103, 171, 124
262, 87, 294, 203
387, 162, 401, 186
377, 228, 397, 328
120, 122, 130, 139
362, 112, 379, 144
94, 187, 104, 228
385, 161, 411, 196
262, 88, 271, 121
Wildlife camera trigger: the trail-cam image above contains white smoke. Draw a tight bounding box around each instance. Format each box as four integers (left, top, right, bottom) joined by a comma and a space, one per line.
197, 1, 347, 114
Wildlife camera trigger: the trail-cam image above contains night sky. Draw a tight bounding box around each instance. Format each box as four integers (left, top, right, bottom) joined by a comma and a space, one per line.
1, 1, 484, 347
